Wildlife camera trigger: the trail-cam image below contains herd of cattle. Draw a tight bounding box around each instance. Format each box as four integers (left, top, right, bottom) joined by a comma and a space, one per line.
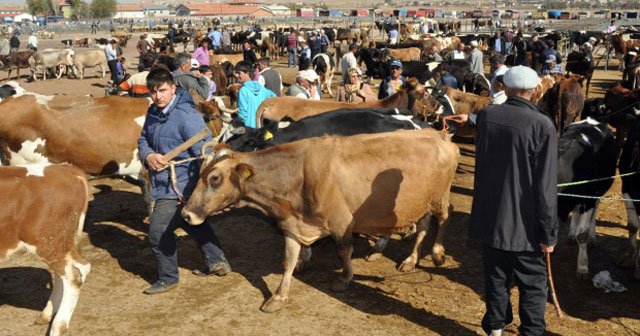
1, 23, 640, 335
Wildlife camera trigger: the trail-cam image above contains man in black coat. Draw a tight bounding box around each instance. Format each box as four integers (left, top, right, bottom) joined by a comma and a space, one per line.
449, 65, 558, 336
9, 34, 20, 53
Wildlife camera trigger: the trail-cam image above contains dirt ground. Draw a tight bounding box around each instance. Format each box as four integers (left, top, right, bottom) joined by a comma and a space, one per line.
0, 32, 639, 336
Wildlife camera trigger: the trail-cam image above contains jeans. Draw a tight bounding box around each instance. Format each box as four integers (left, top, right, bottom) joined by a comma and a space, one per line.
148, 199, 228, 284
107, 59, 119, 83
288, 47, 297, 67
481, 245, 548, 336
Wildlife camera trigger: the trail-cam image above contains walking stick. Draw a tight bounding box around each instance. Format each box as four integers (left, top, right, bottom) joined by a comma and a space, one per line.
546, 252, 564, 318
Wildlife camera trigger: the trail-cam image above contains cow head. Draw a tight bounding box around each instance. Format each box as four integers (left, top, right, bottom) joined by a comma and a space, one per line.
405, 78, 441, 119
182, 143, 254, 225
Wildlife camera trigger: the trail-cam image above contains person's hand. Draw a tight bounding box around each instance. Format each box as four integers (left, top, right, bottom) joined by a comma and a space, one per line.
540, 243, 555, 254
146, 153, 167, 171
193, 71, 202, 78
446, 114, 469, 127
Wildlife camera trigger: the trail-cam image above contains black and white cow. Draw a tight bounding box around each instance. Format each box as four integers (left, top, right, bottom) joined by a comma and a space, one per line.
226, 108, 424, 152
311, 53, 335, 98
617, 119, 640, 280
558, 118, 617, 279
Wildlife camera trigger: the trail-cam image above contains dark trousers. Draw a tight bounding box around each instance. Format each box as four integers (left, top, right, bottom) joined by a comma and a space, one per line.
107, 59, 119, 83
149, 199, 228, 284
482, 245, 548, 336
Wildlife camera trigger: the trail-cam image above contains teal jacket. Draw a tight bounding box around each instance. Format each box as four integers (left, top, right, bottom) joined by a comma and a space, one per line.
238, 80, 275, 128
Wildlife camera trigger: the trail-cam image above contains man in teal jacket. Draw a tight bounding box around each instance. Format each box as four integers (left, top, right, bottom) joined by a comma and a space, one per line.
234, 61, 275, 128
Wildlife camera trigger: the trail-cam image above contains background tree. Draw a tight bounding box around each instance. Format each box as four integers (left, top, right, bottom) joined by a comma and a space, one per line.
91, 0, 116, 19
27, 0, 49, 16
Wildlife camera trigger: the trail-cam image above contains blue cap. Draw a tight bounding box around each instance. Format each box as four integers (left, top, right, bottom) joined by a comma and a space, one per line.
390, 60, 403, 68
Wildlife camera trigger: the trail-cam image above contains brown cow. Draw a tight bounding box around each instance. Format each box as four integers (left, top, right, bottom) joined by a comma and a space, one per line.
0, 87, 226, 208
209, 52, 244, 66
0, 164, 90, 336
382, 47, 422, 61
256, 79, 440, 127
538, 74, 585, 135
611, 32, 640, 71
532, 74, 556, 103
182, 128, 460, 313
2, 50, 35, 80
604, 83, 640, 148
432, 87, 492, 137
211, 63, 228, 96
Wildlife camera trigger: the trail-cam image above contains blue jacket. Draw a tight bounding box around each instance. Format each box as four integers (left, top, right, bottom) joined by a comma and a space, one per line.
138, 89, 211, 200
238, 81, 275, 128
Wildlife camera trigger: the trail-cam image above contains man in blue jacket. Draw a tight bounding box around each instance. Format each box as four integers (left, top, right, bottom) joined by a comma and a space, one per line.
138, 67, 230, 295
234, 61, 275, 128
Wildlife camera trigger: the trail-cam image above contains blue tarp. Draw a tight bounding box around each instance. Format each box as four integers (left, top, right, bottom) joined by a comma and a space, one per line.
547, 10, 562, 19
3, 17, 13, 22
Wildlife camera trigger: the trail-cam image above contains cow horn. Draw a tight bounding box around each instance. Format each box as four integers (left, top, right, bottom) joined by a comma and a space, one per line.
201, 141, 217, 158
213, 97, 238, 114
214, 148, 231, 161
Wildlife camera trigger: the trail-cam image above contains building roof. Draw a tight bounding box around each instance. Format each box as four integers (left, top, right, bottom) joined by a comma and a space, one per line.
116, 5, 144, 12
263, 5, 290, 10
142, 5, 169, 10
192, 5, 271, 16
0, 5, 26, 12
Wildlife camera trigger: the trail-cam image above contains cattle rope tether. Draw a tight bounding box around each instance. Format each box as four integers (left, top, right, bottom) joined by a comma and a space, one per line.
557, 170, 640, 187
546, 252, 564, 318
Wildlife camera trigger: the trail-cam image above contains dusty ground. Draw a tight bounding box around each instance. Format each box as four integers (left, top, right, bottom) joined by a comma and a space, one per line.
0, 32, 639, 336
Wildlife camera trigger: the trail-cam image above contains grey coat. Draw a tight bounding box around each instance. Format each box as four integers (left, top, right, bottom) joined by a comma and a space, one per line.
173, 70, 210, 100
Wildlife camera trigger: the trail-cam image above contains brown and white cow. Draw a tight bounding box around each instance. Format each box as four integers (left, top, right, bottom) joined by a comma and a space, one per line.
182, 128, 460, 313
0, 164, 91, 336
256, 79, 441, 127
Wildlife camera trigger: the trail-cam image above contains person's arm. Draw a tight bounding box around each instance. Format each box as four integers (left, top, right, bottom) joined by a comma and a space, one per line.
237, 88, 250, 126
195, 74, 210, 100
378, 79, 388, 100
336, 85, 346, 101
533, 123, 558, 251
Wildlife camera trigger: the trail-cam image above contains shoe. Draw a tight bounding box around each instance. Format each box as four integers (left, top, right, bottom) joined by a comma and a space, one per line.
143, 281, 178, 294
193, 261, 231, 277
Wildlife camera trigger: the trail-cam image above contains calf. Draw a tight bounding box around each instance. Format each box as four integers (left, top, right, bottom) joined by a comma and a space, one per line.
4, 50, 35, 80
603, 83, 640, 149
566, 51, 595, 98
0, 164, 91, 336
558, 118, 617, 279
311, 53, 335, 98
183, 128, 459, 313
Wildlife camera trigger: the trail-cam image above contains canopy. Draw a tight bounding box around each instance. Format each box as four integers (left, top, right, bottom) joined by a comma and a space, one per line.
13, 13, 34, 23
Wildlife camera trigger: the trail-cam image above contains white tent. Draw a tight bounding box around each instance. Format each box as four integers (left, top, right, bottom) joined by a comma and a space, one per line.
13, 13, 34, 23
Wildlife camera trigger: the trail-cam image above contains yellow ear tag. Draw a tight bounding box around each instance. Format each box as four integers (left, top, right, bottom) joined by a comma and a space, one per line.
263, 130, 273, 140
243, 169, 252, 179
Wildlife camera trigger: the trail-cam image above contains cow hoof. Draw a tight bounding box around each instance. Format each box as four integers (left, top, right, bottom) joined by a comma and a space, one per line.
34, 314, 51, 325
260, 297, 287, 313
365, 252, 382, 262
398, 259, 416, 272
576, 271, 590, 281
432, 254, 446, 267
330, 279, 349, 292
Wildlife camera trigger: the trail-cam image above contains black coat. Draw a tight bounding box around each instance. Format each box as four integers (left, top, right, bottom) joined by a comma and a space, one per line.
9, 36, 19, 48
243, 48, 258, 65
470, 97, 558, 252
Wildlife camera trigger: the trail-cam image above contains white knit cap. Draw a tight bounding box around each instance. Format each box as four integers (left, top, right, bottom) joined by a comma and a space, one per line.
503, 66, 540, 90
470, 40, 479, 47
297, 69, 319, 82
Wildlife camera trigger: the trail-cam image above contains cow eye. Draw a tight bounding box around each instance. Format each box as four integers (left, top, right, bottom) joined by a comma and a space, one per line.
209, 173, 222, 186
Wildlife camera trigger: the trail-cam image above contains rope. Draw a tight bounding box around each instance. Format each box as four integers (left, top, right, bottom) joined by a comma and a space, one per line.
557, 171, 640, 187
160, 152, 207, 204
558, 193, 640, 202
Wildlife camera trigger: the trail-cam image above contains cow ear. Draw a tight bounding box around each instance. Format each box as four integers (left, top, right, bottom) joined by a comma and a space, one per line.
235, 163, 255, 180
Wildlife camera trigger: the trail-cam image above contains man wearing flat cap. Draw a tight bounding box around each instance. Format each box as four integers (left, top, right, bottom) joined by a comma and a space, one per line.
449, 66, 557, 336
